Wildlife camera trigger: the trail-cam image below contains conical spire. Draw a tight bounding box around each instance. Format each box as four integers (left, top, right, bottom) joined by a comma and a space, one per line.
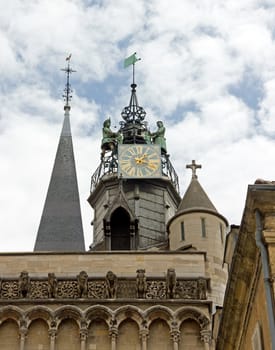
34, 57, 85, 251
177, 160, 217, 214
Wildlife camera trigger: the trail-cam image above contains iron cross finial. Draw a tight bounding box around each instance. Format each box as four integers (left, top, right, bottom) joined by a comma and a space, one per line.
61, 54, 76, 110
186, 160, 202, 179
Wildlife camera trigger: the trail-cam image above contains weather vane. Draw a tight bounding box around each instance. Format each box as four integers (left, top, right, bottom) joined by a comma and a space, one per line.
121, 52, 146, 125
61, 54, 76, 109
124, 52, 141, 85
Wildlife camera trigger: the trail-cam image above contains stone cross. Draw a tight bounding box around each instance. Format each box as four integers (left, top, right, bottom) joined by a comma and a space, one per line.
186, 160, 202, 179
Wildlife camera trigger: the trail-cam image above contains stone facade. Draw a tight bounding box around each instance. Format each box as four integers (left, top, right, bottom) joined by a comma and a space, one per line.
0, 252, 212, 350
217, 184, 275, 350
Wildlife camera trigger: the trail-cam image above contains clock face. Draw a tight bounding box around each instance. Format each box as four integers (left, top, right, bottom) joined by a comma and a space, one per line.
118, 144, 161, 178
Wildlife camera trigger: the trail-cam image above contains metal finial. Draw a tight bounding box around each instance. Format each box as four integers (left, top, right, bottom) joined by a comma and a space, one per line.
186, 160, 202, 179
61, 54, 76, 110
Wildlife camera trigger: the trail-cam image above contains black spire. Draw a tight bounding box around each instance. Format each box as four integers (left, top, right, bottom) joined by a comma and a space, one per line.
34, 56, 85, 251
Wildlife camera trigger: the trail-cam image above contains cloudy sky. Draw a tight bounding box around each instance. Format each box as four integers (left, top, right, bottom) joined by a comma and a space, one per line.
1, 0, 275, 251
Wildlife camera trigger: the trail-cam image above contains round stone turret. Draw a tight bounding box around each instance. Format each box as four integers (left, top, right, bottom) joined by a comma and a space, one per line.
167, 161, 228, 306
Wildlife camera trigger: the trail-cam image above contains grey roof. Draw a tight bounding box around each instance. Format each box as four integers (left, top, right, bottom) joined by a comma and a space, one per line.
177, 176, 217, 214
34, 109, 85, 251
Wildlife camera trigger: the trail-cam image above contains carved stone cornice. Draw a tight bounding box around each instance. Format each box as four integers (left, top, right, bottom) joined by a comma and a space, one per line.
0, 276, 208, 301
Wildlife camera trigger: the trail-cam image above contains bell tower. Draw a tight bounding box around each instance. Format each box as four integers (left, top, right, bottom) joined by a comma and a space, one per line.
88, 56, 180, 250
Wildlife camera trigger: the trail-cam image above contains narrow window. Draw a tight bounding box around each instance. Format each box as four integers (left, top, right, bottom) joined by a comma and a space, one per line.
201, 218, 206, 237
181, 221, 185, 241
220, 223, 224, 244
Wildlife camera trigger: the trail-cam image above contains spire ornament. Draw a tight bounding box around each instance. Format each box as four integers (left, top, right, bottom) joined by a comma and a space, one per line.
61, 54, 76, 110
121, 53, 145, 125
186, 160, 202, 179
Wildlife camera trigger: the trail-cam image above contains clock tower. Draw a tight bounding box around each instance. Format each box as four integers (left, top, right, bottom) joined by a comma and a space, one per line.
88, 82, 181, 251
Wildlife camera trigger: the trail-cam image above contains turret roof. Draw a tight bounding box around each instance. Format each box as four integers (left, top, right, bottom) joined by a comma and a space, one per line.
177, 176, 218, 214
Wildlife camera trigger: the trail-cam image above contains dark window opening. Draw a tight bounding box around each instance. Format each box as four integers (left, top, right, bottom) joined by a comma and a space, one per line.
181, 221, 185, 240
201, 218, 206, 237
110, 207, 131, 250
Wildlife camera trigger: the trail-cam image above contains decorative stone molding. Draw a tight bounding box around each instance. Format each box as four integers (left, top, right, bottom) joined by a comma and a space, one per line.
0, 276, 208, 301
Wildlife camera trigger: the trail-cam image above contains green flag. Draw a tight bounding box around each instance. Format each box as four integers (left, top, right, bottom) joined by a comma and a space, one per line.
124, 53, 140, 68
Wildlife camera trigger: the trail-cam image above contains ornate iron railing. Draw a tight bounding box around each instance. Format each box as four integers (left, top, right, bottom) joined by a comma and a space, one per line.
90, 152, 179, 193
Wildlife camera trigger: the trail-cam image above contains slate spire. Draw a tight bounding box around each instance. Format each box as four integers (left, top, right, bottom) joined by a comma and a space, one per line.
177, 160, 218, 215
34, 57, 85, 251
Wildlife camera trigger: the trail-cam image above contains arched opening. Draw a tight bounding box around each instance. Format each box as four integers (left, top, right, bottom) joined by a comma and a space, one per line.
179, 319, 204, 350
117, 319, 140, 350
148, 318, 172, 349
56, 319, 80, 350
0, 319, 20, 350
110, 207, 131, 250
25, 319, 49, 349
87, 318, 109, 350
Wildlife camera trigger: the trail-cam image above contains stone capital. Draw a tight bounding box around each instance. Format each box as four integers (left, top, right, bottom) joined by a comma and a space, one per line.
200, 329, 211, 344
80, 328, 88, 341
170, 330, 180, 343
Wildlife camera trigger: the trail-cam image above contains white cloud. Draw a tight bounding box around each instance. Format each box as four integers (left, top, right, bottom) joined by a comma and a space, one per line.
1, 0, 275, 251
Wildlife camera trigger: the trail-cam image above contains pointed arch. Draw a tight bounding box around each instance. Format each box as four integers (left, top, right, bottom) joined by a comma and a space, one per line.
110, 207, 131, 250
84, 305, 113, 325
25, 306, 53, 325
175, 307, 210, 330
144, 305, 173, 327
103, 182, 138, 250
0, 306, 22, 325
115, 305, 144, 328
54, 305, 83, 327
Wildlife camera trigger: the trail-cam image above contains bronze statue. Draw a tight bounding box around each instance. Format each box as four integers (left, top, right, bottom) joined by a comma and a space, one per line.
77, 271, 88, 298
101, 118, 122, 158
136, 269, 147, 298
105, 270, 117, 299
19, 271, 30, 298
151, 121, 167, 153
48, 273, 58, 298
166, 268, 176, 299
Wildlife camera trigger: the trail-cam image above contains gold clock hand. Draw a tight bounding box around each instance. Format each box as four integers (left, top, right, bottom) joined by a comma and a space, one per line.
138, 159, 157, 170
135, 153, 147, 164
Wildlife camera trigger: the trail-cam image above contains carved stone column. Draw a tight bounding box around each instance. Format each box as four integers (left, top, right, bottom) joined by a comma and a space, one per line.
19, 326, 27, 350
140, 328, 149, 350
200, 329, 211, 350
109, 324, 118, 350
80, 327, 88, 350
49, 328, 57, 350
170, 330, 180, 350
